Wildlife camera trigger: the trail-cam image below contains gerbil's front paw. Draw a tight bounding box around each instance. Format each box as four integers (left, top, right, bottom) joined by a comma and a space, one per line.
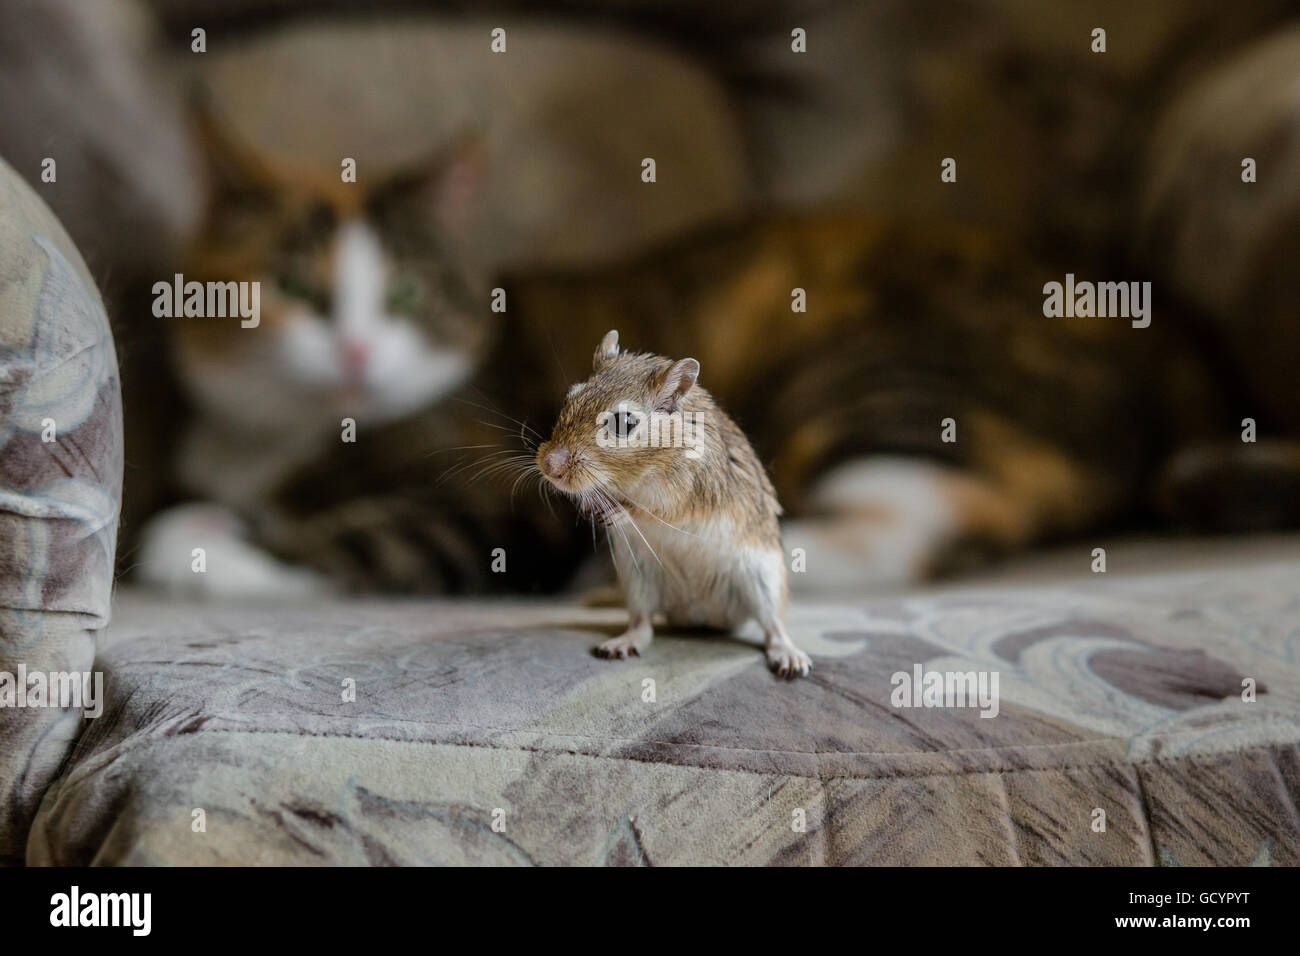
766, 645, 812, 680
595, 634, 648, 660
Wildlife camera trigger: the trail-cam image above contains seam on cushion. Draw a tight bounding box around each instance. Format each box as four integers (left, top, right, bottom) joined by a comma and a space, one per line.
990, 774, 1022, 866
122, 704, 1295, 760
0, 604, 109, 627
0, 489, 117, 525
113, 704, 1119, 757
99, 656, 1300, 760
0, 339, 110, 395
53, 724, 1300, 785
1264, 749, 1300, 839
1130, 764, 1160, 866
0, 604, 107, 616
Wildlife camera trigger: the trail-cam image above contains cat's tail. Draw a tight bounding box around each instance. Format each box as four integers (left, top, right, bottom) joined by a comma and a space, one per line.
1156, 440, 1300, 532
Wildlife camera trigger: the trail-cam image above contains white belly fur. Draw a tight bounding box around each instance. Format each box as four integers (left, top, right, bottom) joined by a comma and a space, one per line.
607, 512, 785, 632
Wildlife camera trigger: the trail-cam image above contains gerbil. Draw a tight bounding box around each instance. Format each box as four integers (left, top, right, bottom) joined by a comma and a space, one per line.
536, 329, 812, 678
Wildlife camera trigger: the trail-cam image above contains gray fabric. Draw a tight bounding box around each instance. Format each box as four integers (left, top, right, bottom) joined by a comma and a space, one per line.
28, 540, 1300, 865
0, 155, 123, 864
0, 0, 202, 275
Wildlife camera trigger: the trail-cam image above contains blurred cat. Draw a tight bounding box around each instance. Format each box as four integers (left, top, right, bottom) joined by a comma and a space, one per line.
135, 113, 495, 595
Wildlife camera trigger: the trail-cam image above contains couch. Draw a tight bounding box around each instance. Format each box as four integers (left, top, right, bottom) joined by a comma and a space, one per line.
25, 544, 1300, 865
4, 3, 1300, 867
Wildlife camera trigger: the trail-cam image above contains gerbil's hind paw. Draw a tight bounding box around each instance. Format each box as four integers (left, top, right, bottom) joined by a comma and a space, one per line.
595, 634, 647, 660
766, 645, 812, 680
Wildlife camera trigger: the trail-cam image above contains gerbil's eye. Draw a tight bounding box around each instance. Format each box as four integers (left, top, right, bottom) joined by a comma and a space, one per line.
612, 410, 640, 438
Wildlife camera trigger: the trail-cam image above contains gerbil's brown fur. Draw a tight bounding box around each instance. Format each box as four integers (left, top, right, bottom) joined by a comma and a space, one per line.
536, 330, 810, 678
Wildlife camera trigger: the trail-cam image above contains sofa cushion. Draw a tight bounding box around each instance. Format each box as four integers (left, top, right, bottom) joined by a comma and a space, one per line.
0, 155, 123, 864
28, 539, 1300, 865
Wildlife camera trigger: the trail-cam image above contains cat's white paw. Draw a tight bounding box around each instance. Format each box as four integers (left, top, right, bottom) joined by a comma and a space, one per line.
136, 503, 328, 600
783, 456, 962, 593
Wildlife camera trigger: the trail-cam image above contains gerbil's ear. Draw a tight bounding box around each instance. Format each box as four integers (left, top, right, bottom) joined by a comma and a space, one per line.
654, 358, 700, 413
593, 329, 620, 371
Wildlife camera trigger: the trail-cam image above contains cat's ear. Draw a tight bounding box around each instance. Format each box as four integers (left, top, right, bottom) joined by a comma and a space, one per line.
429, 132, 486, 232
654, 358, 699, 413
189, 95, 277, 204
594, 330, 619, 371
376, 131, 486, 234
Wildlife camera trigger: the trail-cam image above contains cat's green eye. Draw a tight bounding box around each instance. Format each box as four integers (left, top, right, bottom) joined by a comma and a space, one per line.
385, 276, 423, 314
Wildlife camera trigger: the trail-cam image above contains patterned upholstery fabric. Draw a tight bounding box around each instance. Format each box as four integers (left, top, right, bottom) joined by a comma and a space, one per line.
0, 156, 123, 864
29, 544, 1300, 865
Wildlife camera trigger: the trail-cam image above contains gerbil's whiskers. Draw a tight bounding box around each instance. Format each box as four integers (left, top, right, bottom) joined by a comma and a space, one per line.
592, 483, 664, 573
436, 446, 515, 484
507, 461, 557, 517
452, 393, 545, 444
467, 418, 539, 450
605, 495, 642, 575
432, 396, 547, 504
611, 489, 699, 539
440, 448, 536, 487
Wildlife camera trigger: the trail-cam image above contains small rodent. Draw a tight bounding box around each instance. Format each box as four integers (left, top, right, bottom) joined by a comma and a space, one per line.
536, 330, 812, 678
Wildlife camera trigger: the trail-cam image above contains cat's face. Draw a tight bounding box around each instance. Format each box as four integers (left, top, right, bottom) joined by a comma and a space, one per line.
173, 130, 487, 435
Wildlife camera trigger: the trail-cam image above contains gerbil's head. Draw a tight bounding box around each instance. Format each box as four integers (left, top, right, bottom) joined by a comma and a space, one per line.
537, 330, 705, 503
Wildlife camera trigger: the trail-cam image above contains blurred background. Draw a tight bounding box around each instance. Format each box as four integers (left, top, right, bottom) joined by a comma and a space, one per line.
1, 0, 1298, 585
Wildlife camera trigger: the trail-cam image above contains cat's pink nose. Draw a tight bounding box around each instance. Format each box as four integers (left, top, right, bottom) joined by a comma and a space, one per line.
340, 339, 370, 379
542, 447, 571, 479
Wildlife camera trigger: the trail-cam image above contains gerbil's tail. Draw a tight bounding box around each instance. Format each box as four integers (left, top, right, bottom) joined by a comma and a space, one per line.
1156, 440, 1300, 532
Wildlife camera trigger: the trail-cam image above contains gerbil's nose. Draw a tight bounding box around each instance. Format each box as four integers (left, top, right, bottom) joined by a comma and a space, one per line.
542, 447, 571, 480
